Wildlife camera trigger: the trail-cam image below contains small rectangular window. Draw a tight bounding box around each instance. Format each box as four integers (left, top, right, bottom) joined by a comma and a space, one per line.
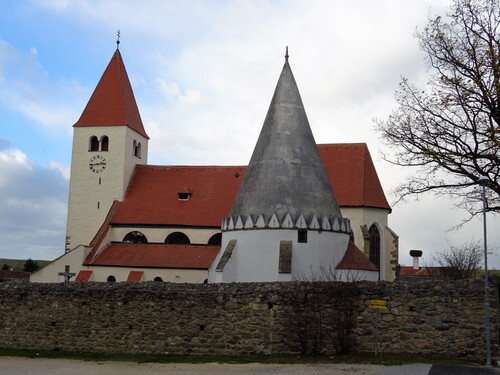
298, 229, 307, 243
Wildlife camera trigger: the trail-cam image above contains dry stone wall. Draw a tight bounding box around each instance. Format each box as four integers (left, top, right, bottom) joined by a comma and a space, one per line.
0, 280, 497, 360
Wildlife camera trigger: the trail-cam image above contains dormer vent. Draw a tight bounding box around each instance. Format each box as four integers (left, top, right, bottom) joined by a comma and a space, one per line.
177, 192, 191, 201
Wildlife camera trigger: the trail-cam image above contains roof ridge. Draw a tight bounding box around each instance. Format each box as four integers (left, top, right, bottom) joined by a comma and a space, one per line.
84, 200, 122, 264
318, 142, 367, 147
141, 164, 246, 169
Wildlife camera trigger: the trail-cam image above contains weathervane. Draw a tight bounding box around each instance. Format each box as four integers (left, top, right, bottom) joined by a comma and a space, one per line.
285, 46, 289, 62
116, 29, 121, 50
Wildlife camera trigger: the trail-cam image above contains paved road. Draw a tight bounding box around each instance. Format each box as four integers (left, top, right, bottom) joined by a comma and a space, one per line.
0, 357, 499, 375
429, 365, 500, 374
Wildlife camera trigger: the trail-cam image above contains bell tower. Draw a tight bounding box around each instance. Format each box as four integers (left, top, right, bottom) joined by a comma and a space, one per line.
65, 47, 149, 252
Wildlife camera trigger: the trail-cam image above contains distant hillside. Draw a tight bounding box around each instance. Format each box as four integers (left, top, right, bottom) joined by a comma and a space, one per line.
0, 258, 51, 271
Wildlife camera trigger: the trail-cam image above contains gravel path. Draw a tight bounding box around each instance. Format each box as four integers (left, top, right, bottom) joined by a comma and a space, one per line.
0, 357, 434, 375
2, 357, 500, 375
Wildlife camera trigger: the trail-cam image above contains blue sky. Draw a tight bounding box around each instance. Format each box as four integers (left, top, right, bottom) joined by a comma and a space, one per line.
1, 0, 499, 267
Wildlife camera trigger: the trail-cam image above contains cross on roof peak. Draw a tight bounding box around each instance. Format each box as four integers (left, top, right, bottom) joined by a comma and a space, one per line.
116, 30, 121, 50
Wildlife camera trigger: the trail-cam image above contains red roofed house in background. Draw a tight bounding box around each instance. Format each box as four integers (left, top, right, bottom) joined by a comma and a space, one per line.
30, 48, 398, 283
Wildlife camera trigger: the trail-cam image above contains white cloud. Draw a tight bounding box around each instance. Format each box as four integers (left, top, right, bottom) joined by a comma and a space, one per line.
0, 147, 32, 173
0, 145, 68, 259
49, 161, 71, 180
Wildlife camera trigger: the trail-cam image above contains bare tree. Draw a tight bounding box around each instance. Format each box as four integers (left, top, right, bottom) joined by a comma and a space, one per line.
283, 266, 361, 355
376, 0, 499, 219
432, 241, 483, 279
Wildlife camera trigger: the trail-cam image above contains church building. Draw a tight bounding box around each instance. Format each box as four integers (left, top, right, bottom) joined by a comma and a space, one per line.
30, 46, 398, 283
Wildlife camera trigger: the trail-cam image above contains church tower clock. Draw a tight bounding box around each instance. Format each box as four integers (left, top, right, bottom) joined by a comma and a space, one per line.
65, 47, 149, 252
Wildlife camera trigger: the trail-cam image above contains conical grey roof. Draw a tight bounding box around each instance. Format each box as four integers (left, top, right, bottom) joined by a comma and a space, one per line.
229, 56, 342, 223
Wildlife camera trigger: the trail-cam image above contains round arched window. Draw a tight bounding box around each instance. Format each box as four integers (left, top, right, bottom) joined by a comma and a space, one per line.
154, 277, 163, 282
89, 136, 99, 151
133, 140, 141, 158
123, 231, 148, 244
208, 233, 222, 246
107, 275, 116, 282
165, 232, 191, 245
101, 136, 109, 151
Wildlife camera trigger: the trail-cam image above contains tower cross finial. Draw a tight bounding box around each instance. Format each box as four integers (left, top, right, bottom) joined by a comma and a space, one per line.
116, 29, 121, 50
285, 46, 289, 62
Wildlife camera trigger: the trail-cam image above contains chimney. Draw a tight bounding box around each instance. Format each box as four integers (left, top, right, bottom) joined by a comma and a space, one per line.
409, 250, 423, 270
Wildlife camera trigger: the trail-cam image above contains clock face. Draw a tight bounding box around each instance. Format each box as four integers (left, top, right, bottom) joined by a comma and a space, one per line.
89, 155, 106, 173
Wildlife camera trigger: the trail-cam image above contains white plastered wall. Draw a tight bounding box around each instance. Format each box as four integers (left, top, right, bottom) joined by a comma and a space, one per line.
340, 207, 397, 281
66, 126, 148, 252
84, 267, 208, 283
209, 229, 349, 283
30, 246, 88, 283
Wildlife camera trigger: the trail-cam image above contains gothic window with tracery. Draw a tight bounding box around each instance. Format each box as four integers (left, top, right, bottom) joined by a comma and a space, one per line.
369, 224, 381, 268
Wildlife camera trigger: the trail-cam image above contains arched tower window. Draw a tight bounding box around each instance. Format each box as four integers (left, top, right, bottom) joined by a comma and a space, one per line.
165, 232, 191, 245
368, 224, 381, 268
208, 233, 222, 246
123, 231, 148, 244
107, 275, 116, 282
101, 136, 109, 151
89, 136, 99, 151
133, 141, 142, 158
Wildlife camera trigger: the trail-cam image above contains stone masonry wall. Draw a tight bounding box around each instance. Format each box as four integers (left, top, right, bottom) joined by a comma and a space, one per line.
0, 280, 497, 360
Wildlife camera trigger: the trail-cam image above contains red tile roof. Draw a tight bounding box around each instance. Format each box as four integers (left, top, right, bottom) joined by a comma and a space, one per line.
86, 243, 219, 269
318, 143, 390, 210
127, 270, 144, 282
74, 50, 149, 139
336, 241, 379, 271
113, 165, 245, 226
75, 270, 93, 282
113, 144, 390, 227
398, 266, 433, 277
84, 200, 122, 263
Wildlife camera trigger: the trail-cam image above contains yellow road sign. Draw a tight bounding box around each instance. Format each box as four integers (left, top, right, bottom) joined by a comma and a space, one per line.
369, 300, 388, 309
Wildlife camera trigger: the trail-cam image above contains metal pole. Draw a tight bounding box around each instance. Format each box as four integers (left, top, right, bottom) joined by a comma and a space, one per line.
480, 177, 491, 367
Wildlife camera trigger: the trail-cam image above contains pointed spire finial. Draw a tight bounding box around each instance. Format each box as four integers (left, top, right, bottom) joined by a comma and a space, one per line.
116, 29, 121, 50
285, 46, 289, 62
